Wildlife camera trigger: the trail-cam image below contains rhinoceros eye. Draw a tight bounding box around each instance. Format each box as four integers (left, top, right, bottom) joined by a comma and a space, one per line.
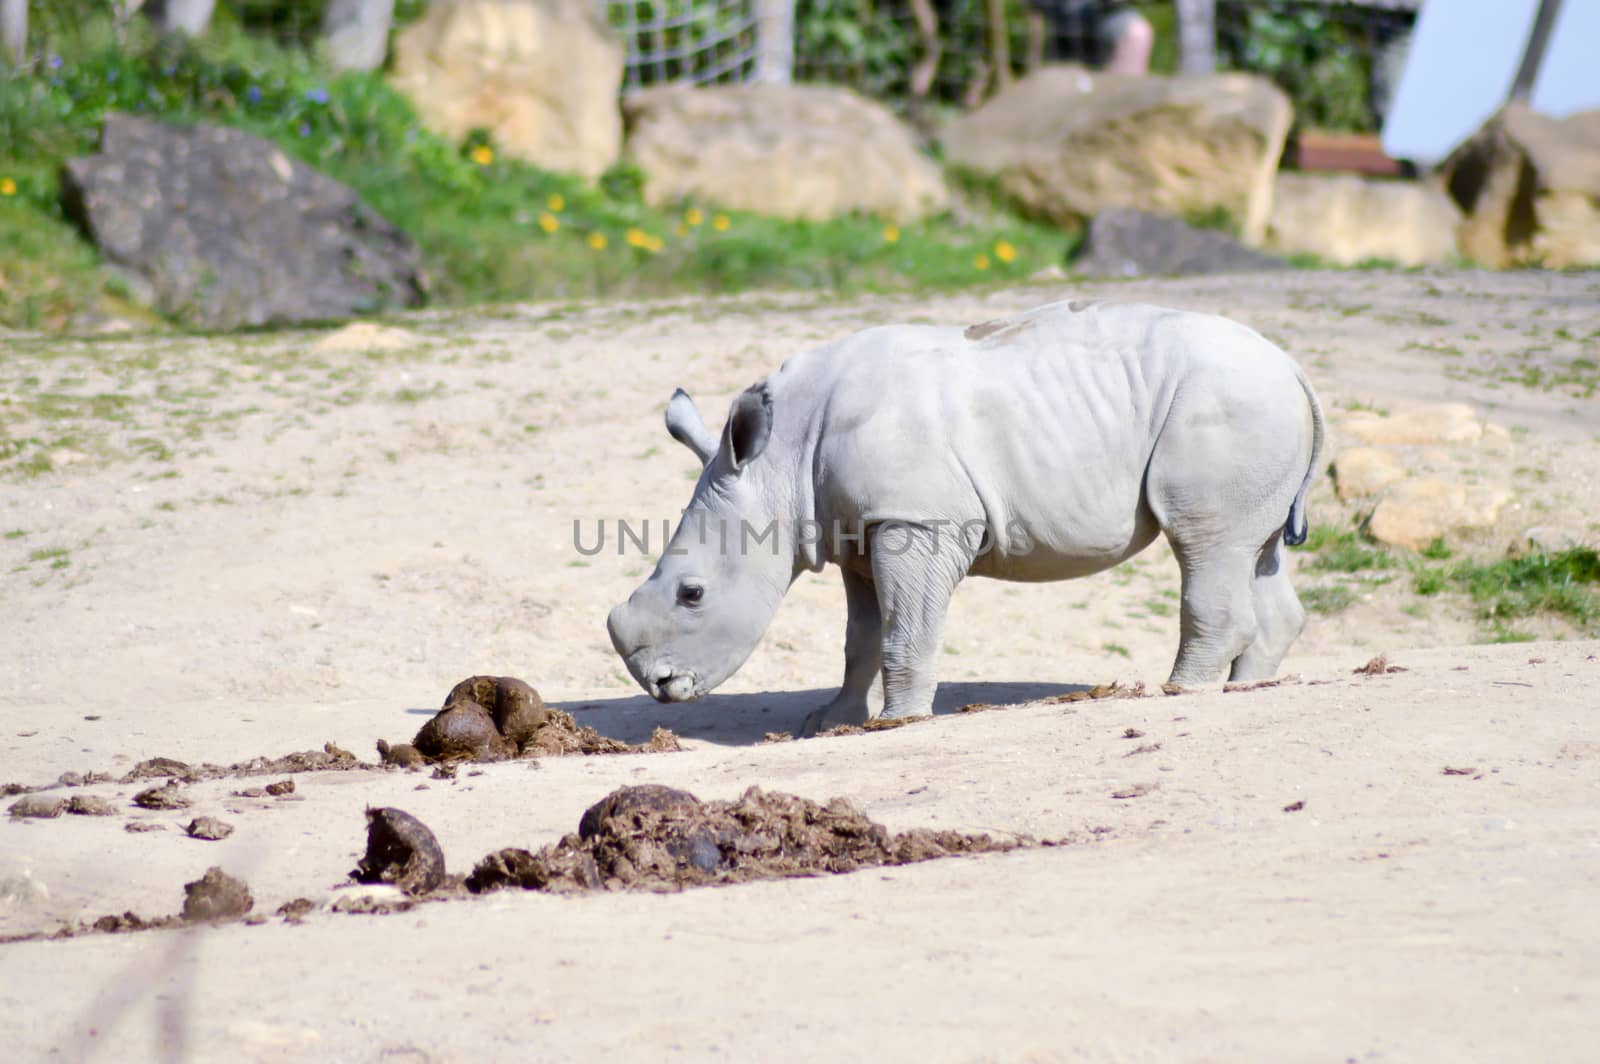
677, 583, 704, 607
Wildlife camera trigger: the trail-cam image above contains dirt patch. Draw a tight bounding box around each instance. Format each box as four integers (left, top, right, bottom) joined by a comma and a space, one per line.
354, 807, 448, 896
387, 675, 683, 765
960, 681, 1149, 715
465, 784, 1027, 896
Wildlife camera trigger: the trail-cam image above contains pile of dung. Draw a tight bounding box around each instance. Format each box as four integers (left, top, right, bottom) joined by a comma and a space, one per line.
382, 675, 681, 766
352, 807, 448, 896
122, 742, 366, 784
466, 784, 1025, 896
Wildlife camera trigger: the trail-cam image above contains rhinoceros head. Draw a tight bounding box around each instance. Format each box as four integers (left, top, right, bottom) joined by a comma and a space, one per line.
607, 385, 795, 703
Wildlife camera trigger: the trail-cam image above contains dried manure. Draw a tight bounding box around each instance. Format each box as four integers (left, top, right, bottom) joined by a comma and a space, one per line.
466, 784, 1026, 896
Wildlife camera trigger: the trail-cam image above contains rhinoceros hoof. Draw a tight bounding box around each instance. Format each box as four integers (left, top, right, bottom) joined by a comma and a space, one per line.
801, 700, 872, 738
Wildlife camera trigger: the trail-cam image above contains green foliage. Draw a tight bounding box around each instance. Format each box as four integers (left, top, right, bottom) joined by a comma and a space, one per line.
1218, 2, 1377, 132
0, 15, 1073, 329
1299, 584, 1357, 615
1304, 526, 1395, 574
1412, 549, 1600, 635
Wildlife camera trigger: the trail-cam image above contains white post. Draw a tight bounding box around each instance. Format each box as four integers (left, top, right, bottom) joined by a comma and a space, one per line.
321, 0, 395, 72
150, 0, 216, 37
1175, 0, 1215, 75
1, 0, 26, 67
753, 0, 794, 85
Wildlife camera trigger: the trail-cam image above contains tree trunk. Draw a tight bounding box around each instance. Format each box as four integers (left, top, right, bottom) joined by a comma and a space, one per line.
146, 0, 216, 38
986, 0, 1012, 89
1, 0, 26, 68
321, 0, 395, 72
1175, 0, 1215, 75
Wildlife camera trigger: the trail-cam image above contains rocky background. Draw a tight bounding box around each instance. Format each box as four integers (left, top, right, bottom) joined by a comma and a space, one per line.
3, 0, 1597, 332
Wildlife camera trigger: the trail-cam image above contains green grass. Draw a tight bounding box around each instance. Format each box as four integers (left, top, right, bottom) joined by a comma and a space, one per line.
0, 17, 1073, 332
1304, 526, 1396, 574
1413, 548, 1600, 636
1300, 584, 1358, 615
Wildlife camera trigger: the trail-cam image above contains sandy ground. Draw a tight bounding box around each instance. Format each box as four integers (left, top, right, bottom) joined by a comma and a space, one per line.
1, 269, 1597, 1061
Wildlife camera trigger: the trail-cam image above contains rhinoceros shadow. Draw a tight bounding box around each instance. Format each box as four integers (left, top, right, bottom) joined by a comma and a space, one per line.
554, 680, 1090, 748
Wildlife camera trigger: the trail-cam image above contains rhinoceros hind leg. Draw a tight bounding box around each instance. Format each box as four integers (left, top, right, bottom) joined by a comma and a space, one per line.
1167, 542, 1260, 687
800, 568, 883, 737
1228, 536, 1305, 682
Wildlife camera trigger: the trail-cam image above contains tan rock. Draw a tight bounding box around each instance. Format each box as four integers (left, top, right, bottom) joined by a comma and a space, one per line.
1333, 447, 1408, 501
622, 85, 949, 222
312, 322, 425, 354
1343, 403, 1483, 446
1268, 174, 1460, 266
389, 0, 623, 178
1439, 104, 1600, 268
941, 67, 1291, 243
1369, 478, 1511, 551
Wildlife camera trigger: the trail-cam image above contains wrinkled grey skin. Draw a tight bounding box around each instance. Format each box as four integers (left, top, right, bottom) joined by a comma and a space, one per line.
607, 299, 1325, 736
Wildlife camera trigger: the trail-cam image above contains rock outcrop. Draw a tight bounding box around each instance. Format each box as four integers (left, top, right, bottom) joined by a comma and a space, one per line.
1268, 173, 1460, 266
941, 67, 1292, 243
1440, 104, 1600, 268
61, 114, 427, 329
1071, 208, 1286, 277
390, 0, 623, 178
622, 84, 949, 222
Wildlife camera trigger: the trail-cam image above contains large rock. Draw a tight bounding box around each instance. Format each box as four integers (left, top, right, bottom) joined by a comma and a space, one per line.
1071, 208, 1286, 277
941, 67, 1292, 243
622, 85, 949, 222
1342, 403, 1482, 446
61, 114, 427, 330
389, 0, 622, 179
1440, 104, 1600, 268
1368, 478, 1511, 552
1268, 173, 1460, 266
1332, 447, 1408, 502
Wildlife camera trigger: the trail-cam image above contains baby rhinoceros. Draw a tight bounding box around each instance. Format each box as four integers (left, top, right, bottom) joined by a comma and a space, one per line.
607, 298, 1325, 736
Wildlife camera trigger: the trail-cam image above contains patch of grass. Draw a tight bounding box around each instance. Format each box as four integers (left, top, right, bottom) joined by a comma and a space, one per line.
1300, 584, 1358, 615
1, 18, 1074, 331
1413, 548, 1600, 635
1101, 642, 1130, 658
1303, 526, 1396, 574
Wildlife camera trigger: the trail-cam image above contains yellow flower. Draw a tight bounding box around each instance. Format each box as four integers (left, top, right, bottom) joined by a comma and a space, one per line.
0, 177, 15, 196
882, 224, 900, 244
547, 193, 565, 212
711, 213, 730, 232
974, 253, 991, 271
469, 144, 494, 166
645, 235, 663, 253
587, 232, 607, 250
538, 212, 559, 234
993, 239, 1017, 264
626, 227, 652, 249
674, 222, 689, 237
684, 207, 704, 227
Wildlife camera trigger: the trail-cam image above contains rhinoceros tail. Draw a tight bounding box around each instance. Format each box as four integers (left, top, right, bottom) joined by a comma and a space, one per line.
1283, 367, 1324, 547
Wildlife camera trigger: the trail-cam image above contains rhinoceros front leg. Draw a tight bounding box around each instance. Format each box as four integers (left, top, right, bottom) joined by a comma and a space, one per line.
800, 567, 882, 737
871, 521, 972, 721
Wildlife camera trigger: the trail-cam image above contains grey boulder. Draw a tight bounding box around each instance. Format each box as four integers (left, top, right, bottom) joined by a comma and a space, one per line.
1072, 208, 1287, 277
62, 113, 427, 329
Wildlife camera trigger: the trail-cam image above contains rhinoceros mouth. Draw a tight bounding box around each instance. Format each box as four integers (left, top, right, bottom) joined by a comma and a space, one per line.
648, 669, 701, 703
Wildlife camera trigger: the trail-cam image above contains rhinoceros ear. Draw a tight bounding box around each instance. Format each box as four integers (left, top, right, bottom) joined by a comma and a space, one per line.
665, 388, 717, 467
721, 384, 772, 471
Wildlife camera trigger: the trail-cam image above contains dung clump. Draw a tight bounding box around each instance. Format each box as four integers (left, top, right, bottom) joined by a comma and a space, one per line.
186, 816, 235, 841
133, 781, 192, 810
466, 784, 1025, 896
181, 867, 253, 922
8, 795, 66, 818
66, 795, 118, 816
405, 675, 682, 764
353, 807, 447, 896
